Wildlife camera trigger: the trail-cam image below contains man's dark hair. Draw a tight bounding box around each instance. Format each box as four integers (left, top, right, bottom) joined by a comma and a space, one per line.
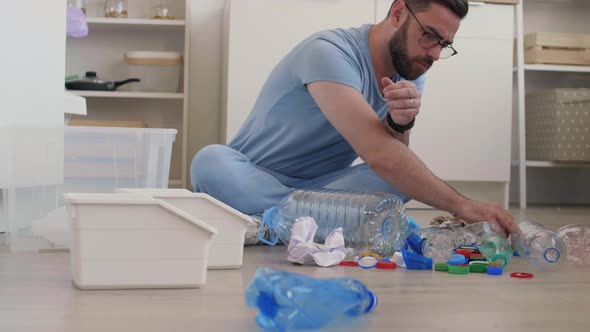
387, 0, 469, 19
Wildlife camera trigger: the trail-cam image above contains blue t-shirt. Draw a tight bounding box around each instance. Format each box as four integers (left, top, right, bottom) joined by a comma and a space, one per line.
229, 24, 425, 179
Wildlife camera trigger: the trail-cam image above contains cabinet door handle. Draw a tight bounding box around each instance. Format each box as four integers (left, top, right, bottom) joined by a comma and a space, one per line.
468, 1, 486, 6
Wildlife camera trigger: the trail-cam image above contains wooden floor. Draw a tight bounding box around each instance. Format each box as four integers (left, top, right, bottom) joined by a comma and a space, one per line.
0, 206, 589, 332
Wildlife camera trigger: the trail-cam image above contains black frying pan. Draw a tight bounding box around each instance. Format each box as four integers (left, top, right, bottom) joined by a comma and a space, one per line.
65, 71, 140, 91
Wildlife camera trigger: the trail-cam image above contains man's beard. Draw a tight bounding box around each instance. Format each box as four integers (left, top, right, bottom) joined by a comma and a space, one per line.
389, 21, 433, 80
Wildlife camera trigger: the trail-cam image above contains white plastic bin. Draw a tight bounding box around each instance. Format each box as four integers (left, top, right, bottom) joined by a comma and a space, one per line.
1, 126, 177, 252
65, 193, 217, 289
118, 189, 254, 269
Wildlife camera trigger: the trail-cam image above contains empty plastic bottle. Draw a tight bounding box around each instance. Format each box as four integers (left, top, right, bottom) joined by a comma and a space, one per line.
246, 267, 377, 331
259, 189, 409, 258
511, 221, 567, 270
461, 222, 513, 267
406, 226, 460, 263
556, 224, 590, 265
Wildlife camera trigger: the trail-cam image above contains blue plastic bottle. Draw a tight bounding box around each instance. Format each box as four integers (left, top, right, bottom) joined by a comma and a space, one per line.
246, 267, 377, 331
259, 189, 409, 258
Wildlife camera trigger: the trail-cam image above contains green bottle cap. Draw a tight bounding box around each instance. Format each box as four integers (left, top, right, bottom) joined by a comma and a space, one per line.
435, 263, 449, 271
448, 265, 469, 274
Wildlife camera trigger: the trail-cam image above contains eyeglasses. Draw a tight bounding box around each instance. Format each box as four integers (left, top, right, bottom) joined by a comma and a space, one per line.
404, 3, 458, 59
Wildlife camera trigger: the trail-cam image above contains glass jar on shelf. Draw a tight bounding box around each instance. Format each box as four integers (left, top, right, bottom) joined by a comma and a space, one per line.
151, 0, 174, 20
104, 0, 128, 18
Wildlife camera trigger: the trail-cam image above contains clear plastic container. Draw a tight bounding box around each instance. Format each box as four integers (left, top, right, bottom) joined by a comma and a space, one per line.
260, 189, 408, 258
511, 221, 567, 270
2, 126, 177, 252
556, 224, 590, 265
246, 267, 377, 331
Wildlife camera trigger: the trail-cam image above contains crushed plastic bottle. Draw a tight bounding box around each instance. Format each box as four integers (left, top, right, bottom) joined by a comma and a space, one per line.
246, 267, 377, 331
511, 221, 567, 270
259, 189, 409, 258
461, 222, 513, 267
556, 224, 590, 265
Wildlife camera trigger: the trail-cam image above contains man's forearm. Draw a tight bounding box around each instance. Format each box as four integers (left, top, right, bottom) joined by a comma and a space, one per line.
383, 119, 410, 146
366, 138, 466, 213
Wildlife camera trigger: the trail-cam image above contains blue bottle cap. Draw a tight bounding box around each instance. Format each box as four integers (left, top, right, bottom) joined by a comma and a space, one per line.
406, 233, 425, 255
401, 249, 433, 270
448, 254, 466, 266
487, 266, 503, 275
365, 291, 378, 313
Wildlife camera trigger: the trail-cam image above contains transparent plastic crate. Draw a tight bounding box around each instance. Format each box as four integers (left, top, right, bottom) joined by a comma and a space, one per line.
1, 126, 177, 252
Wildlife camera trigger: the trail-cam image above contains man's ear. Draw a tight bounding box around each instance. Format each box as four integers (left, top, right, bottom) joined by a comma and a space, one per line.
388, 1, 407, 28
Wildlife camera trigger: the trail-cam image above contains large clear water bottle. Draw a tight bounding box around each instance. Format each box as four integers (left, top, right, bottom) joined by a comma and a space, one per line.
556, 224, 590, 265
246, 267, 377, 331
511, 221, 567, 270
461, 222, 513, 267
405, 226, 460, 263
260, 189, 408, 258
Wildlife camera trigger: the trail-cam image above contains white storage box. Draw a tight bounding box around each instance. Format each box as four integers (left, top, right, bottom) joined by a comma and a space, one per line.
118, 189, 254, 269
1, 126, 177, 252
65, 193, 217, 289
124, 51, 183, 93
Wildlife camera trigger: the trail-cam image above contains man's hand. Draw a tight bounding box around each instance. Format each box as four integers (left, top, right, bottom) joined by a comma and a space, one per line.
452, 199, 518, 236
382, 77, 421, 126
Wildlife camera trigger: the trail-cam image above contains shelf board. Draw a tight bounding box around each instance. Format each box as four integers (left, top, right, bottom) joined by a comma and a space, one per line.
515, 64, 590, 73
86, 18, 185, 31
71, 90, 184, 100
513, 160, 590, 168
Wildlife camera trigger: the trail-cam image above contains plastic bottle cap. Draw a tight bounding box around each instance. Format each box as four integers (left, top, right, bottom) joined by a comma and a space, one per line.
469, 260, 489, 266
469, 264, 488, 273
358, 256, 379, 269
339, 261, 359, 267
469, 254, 485, 261
448, 254, 467, 266
455, 249, 472, 258
376, 261, 397, 269
448, 265, 470, 274
435, 263, 449, 271
510, 272, 534, 279
487, 266, 503, 276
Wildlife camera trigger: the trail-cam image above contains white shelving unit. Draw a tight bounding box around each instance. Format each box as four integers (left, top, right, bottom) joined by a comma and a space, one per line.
71, 90, 184, 99
514, 0, 590, 208
66, 0, 191, 188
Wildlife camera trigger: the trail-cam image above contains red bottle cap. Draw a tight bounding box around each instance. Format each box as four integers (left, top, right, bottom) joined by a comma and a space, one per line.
510, 272, 534, 279
339, 261, 359, 267
455, 249, 472, 258
376, 261, 397, 269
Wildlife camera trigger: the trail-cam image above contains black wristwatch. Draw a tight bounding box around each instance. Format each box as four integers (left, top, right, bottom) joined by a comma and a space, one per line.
386, 113, 415, 134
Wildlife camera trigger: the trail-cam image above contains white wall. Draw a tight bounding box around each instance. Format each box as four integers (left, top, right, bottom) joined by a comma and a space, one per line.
187, 0, 226, 180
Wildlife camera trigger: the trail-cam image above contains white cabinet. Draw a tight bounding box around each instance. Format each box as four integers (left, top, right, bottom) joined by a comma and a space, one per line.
222, 0, 375, 143
66, 0, 191, 188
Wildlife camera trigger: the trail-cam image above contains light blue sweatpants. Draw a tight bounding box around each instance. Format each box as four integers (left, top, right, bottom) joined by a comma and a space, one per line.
190, 144, 411, 216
